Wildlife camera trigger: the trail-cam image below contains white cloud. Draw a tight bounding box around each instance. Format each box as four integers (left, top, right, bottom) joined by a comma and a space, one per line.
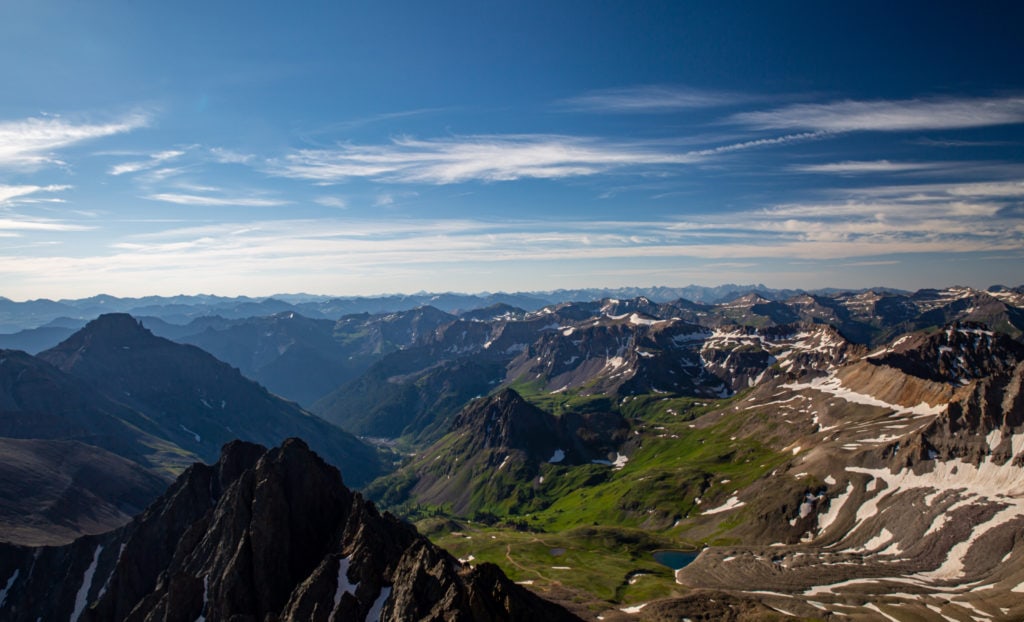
557, 86, 746, 112
146, 192, 290, 207
0, 184, 70, 205
831, 179, 1024, 201
314, 196, 347, 209
792, 160, 952, 174
685, 131, 826, 158
731, 96, 1024, 132
109, 149, 185, 175
0, 217, 92, 232
0, 113, 149, 169
209, 147, 255, 164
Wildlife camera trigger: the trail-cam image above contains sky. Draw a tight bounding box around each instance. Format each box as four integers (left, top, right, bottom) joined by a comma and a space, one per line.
1, 1, 1022, 300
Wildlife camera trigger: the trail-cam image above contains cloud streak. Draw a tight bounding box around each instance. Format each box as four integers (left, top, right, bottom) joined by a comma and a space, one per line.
0, 113, 149, 169
732, 96, 1024, 132
0, 184, 70, 206
270, 135, 699, 184
557, 86, 746, 113
0, 217, 92, 232
146, 192, 290, 207
109, 149, 185, 175
791, 160, 955, 174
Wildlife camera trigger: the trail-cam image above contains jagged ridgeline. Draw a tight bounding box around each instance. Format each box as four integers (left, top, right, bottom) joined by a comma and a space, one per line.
0, 439, 582, 622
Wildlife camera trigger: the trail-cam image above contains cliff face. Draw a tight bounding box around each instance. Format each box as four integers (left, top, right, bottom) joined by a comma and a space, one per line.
0, 439, 581, 622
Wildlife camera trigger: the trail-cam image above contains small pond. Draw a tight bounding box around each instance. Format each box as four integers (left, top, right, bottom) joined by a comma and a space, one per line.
652, 549, 699, 570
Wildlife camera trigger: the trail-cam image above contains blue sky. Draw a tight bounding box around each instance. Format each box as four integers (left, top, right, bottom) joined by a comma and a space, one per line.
1, 2, 1022, 299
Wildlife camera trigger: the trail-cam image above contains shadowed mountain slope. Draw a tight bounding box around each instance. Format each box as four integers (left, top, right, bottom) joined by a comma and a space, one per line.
37, 313, 382, 486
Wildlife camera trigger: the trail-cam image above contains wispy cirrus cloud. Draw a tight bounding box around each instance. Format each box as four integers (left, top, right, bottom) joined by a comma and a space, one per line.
270, 135, 697, 184
557, 85, 747, 113
0, 113, 149, 169
146, 192, 289, 207
109, 149, 185, 175
0, 184, 70, 206
268, 132, 824, 185
732, 96, 1024, 132
0, 216, 92, 232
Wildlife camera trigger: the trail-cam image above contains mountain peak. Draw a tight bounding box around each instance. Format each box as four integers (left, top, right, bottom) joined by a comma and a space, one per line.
83, 312, 150, 335
451, 389, 559, 455
0, 439, 581, 622
47, 313, 155, 356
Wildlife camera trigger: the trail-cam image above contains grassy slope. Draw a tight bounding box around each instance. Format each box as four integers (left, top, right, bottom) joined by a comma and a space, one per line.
374, 384, 797, 615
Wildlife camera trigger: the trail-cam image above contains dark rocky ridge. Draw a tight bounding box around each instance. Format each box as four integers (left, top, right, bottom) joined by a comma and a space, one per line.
0, 439, 582, 622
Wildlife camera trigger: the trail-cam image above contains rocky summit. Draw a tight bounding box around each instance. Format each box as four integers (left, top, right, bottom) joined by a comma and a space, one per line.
0, 438, 581, 622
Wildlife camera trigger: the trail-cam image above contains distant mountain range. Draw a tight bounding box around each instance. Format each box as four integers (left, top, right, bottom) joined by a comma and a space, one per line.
4, 282, 989, 333
3, 286, 1020, 415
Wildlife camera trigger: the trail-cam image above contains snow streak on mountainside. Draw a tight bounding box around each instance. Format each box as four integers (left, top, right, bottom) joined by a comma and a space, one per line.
674, 324, 1024, 620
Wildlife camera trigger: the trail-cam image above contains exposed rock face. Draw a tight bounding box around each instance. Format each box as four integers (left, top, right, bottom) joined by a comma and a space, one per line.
866, 321, 1024, 385
0, 439, 581, 622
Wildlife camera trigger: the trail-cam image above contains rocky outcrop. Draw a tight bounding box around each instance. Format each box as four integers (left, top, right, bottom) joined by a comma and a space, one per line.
369, 389, 629, 516
0, 439, 581, 622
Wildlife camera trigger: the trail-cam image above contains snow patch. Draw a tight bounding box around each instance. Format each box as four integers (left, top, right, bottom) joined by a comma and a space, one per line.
620, 602, 648, 614
548, 449, 565, 463
365, 586, 390, 622
628, 313, 661, 326
704, 495, 745, 515
861, 528, 895, 552
71, 544, 103, 622
0, 568, 19, 609
332, 557, 357, 615
195, 574, 210, 622
817, 482, 853, 532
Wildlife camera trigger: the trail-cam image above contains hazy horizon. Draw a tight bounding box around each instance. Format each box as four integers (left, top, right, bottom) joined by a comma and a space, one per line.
2, 281, 1019, 306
